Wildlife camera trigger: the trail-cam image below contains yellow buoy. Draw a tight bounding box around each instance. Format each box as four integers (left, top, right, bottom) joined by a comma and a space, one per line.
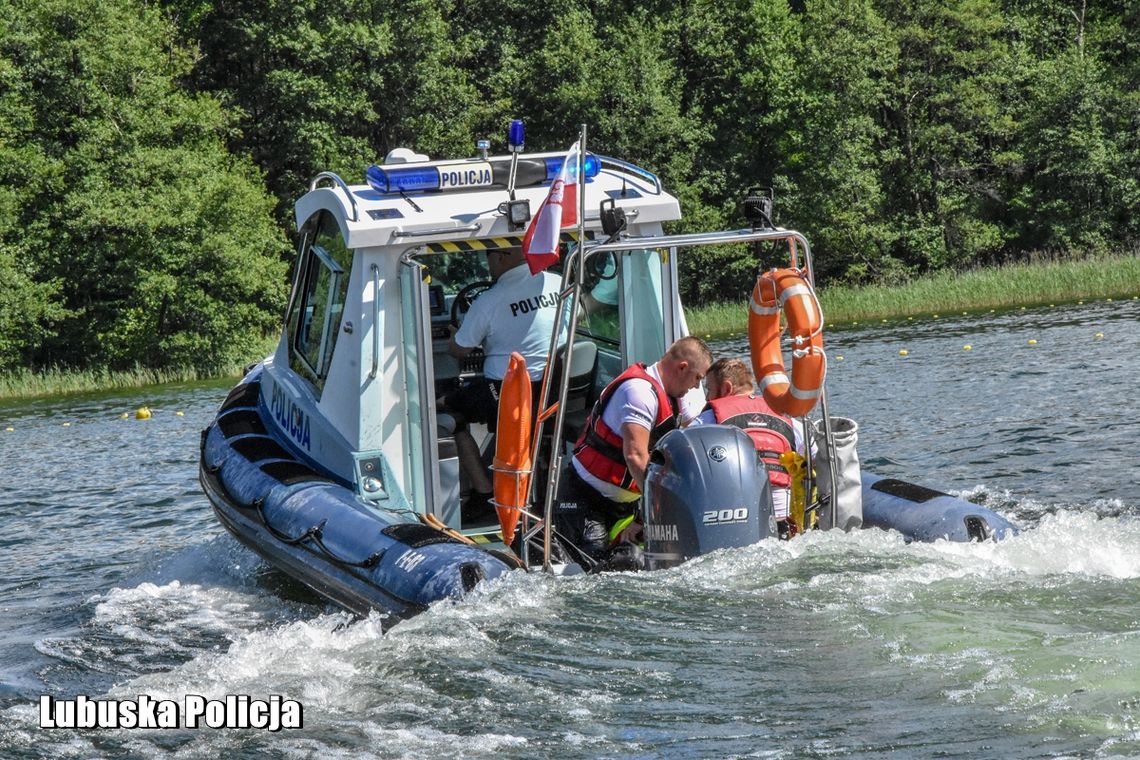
899, 349, 909, 356
1078, 300, 1084, 305
852, 321, 859, 325
176, 411, 185, 417
62, 422, 71, 427
120, 412, 129, 419
836, 355, 845, 361
881, 319, 887, 323
1094, 332, 1104, 340
963, 345, 972, 351
5, 426, 13, 432
136, 407, 152, 420
932, 314, 939, 318
1107, 298, 1113, 302
961, 311, 967, 316
1027, 339, 1037, 346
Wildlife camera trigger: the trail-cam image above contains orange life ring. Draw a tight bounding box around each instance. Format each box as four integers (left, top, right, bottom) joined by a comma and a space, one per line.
492, 352, 532, 544
748, 268, 826, 417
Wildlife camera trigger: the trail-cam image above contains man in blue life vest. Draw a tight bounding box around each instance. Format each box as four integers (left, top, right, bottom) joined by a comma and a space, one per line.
688, 357, 815, 537
444, 247, 568, 522
556, 336, 713, 562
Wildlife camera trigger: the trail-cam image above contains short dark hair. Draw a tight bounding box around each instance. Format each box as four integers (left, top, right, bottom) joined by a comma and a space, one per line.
667, 336, 713, 367
706, 357, 754, 391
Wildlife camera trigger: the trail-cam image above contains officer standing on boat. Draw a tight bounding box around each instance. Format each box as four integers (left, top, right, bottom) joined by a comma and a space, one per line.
689, 357, 816, 537
557, 336, 712, 564
444, 247, 567, 521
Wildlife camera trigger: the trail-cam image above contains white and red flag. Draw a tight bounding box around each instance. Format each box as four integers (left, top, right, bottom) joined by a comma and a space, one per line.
521, 141, 580, 275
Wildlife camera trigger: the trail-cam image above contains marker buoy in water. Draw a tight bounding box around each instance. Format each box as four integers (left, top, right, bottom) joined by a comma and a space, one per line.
1027, 339, 1037, 346
899, 349, 909, 356
136, 407, 152, 420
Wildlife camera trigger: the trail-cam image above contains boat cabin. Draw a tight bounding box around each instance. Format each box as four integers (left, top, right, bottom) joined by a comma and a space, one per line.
265, 146, 704, 533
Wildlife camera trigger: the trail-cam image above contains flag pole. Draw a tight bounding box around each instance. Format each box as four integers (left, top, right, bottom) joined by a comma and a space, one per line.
541, 125, 589, 573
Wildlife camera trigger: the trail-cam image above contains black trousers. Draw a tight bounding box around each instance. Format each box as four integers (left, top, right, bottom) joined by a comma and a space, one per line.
553, 468, 638, 560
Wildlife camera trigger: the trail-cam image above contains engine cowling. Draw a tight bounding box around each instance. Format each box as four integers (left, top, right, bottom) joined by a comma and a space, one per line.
642, 425, 775, 570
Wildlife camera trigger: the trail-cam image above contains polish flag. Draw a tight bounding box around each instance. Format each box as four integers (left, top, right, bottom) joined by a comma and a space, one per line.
522, 142, 580, 275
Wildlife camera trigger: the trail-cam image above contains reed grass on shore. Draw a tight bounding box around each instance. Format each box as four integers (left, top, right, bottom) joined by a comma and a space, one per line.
0, 336, 278, 401
687, 254, 1140, 338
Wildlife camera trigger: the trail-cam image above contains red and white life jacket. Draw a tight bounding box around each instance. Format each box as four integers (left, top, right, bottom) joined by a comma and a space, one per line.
705, 395, 795, 488
573, 363, 678, 493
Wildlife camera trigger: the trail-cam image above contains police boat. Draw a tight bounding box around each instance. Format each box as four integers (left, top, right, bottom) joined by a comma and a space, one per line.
199, 122, 1017, 618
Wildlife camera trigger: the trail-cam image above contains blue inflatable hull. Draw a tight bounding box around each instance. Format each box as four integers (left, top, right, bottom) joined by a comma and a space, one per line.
861, 472, 1018, 542
199, 373, 514, 620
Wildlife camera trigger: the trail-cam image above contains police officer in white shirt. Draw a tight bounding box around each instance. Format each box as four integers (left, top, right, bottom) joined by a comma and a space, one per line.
444, 247, 567, 520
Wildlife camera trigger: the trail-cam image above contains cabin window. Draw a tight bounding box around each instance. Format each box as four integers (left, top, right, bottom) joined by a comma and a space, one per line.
579, 252, 620, 346
288, 211, 353, 394
620, 248, 666, 365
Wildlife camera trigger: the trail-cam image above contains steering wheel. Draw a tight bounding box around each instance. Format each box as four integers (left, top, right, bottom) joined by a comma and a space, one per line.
450, 280, 494, 327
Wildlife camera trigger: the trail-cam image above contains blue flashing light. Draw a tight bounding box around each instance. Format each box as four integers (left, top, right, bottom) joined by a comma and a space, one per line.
544, 153, 600, 182
508, 119, 525, 151
366, 163, 441, 194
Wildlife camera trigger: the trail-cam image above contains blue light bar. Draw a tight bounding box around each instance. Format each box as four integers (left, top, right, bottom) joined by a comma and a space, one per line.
366, 164, 438, 194
544, 154, 600, 181
365, 153, 600, 195
367, 162, 495, 194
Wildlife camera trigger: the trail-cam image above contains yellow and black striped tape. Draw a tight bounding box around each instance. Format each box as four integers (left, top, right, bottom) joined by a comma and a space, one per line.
425, 231, 593, 254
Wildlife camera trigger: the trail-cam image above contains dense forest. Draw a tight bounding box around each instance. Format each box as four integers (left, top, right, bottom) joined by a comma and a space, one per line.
0, 0, 1136, 373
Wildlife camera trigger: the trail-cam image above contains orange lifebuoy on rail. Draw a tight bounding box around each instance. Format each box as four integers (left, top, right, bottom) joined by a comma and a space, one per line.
748, 268, 826, 418
492, 352, 532, 544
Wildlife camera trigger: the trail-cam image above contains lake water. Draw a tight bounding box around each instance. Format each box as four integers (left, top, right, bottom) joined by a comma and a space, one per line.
1, 298, 1138, 758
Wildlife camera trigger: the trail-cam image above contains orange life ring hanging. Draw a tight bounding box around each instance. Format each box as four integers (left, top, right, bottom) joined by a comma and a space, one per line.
748, 268, 826, 417
492, 352, 532, 544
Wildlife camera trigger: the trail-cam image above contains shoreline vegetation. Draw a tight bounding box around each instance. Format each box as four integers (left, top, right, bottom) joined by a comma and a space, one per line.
2, 255, 1137, 402
0, 336, 279, 402
689, 254, 1140, 338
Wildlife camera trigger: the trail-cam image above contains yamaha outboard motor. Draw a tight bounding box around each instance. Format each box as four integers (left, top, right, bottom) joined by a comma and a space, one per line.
642, 426, 775, 570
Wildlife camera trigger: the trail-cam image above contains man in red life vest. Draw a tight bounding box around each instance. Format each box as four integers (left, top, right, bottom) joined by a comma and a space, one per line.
556, 336, 713, 562
688, 357, 815, 537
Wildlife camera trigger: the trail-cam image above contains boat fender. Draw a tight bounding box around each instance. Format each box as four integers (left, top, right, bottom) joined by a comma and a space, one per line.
748, 269, 826, 417
492, 352, 533, 544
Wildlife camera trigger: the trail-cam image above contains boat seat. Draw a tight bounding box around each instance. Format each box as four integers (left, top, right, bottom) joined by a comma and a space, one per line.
437, 412, 457, 438
548, 339, 597, 442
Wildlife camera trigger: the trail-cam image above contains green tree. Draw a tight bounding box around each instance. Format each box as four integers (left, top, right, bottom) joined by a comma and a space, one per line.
664, 0, 800, 304
1004, 0, 1138, 254
181, 0, 481, 222
876, 0, 1013, 272
0, 0, 288, 372
776, 0, 897, 284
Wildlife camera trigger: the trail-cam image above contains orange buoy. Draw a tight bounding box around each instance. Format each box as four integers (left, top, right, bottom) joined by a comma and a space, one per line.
748, 268, 826, 417
492, 352, 532, 544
